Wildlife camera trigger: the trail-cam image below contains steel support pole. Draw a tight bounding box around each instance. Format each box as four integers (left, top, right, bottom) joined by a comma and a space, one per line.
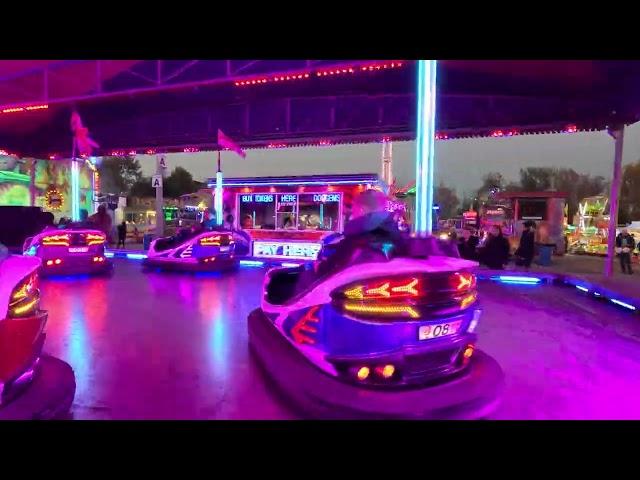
604, 126, 625, 277
414, 60, 437, 235
155, 155, 165, 238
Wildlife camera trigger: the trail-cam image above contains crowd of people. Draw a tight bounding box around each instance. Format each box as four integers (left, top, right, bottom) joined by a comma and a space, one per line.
456, 220, 537, 271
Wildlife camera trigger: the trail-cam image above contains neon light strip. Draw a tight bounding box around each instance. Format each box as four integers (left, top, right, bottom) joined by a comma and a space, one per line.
414, 60, 437, 234
126, 253, 147, 259
104, 252, 115, 258
239, 259, 264, 267
71, 160, 80, 221
610, 298, 637, 311
576, 285, 589, 292
215, 171, 223, 226
281, 262, 301, 268
214, 179, 376, 188
496, 276, 542, 283
0, 104, 48, 114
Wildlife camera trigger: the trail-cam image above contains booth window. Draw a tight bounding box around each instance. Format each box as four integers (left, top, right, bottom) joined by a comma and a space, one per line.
519, 199, 547, 220
238, 193, 276, 230
298, 193, 341, 231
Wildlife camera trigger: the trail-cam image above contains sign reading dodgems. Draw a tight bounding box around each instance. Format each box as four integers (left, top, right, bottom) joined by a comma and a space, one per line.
253, 241, 322, 260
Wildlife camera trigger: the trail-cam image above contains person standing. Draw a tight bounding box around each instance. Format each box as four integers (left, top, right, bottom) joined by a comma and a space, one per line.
89, 204, 113, 244
457, 228, 479, 261
479, 225, 510, 269
117, 221, 127, 249
515, 220, 536, 270
616, 228, 636, 275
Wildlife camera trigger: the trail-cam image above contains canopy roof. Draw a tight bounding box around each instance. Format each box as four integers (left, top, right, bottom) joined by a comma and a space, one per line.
1, 60, 639, 158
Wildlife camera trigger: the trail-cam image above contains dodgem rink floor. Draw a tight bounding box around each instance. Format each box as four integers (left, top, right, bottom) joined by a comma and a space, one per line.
39, 260, 640, 420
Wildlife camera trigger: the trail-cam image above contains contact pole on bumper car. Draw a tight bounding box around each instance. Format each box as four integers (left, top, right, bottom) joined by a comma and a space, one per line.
414, 60, 437, 236
604, 125, 625, 277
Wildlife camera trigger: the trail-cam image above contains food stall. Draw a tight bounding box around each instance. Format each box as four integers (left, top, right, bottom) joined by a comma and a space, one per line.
492, 191, 568, 254
209, 174, 380, 261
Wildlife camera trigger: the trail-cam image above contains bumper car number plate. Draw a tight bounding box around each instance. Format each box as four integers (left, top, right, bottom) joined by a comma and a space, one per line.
419, 320, 462, 341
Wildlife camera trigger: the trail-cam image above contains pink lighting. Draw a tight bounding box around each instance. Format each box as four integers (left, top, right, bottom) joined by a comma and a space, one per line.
145, 148, 156, 155
0, 103, 48, 114
565, 124, 578, 133
235, 62, 403, 88
491, 130, 504, 137
267, 143, 287, 149
183, 147, 200, 153
0, 149, 9, 156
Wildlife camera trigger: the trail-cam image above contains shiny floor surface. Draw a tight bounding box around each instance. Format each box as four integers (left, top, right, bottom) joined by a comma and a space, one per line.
40, 260, 640, 419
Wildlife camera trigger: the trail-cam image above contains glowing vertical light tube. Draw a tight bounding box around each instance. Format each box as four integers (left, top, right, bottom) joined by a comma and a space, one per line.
414, 60, 437, 235
71, 159, 80, 221
215, 171, 223, 226
320, 203, 324, 227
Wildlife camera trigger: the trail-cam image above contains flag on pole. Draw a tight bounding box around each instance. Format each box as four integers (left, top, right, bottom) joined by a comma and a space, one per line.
217, 129, 246, 159
71, 111, 99, 157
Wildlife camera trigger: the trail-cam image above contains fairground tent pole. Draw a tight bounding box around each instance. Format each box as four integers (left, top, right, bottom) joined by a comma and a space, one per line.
604, 125, 625, 277
215, 150, 223, 226
414, 60, 437, 235
155, 154, 165, 238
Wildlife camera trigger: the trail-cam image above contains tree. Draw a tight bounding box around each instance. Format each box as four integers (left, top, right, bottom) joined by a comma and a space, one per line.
163, 166, 198, 198
620, 161, 640, 224
519, 167, 554, 191
477, 172, 505, 203
435, 182, 459, 219
129, 176, 156, 198
97, 156, 143, 195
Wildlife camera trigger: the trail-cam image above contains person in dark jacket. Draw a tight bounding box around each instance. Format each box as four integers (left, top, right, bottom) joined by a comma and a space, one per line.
117, 221, 127, 248
515, 220, 536, 270
457, 228, 480, 261
314, 189, 405, 278
479, 225, 510, 269
616, 228, 636, 275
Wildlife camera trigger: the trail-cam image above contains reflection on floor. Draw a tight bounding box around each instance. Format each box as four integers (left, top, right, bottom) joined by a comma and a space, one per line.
40, 260, 640, 419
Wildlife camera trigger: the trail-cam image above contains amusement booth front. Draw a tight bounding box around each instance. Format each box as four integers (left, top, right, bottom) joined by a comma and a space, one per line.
213, 174, 381, 262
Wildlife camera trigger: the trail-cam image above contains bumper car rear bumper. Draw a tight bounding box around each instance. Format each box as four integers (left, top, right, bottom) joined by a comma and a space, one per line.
143, 256, 239, 272
40, 257, 112, 276
248, 309, 504, 419
0, 355, 76, 420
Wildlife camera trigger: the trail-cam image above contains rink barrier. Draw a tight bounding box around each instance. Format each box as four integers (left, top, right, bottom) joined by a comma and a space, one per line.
479, 269, 639, 313
105, 251, 638, 314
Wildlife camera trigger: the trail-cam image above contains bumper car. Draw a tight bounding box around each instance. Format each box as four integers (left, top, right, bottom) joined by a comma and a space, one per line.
249, 238, 504, 419
0, 247, 76, 419
23, 225, 112, 276
144, 229, 240, 272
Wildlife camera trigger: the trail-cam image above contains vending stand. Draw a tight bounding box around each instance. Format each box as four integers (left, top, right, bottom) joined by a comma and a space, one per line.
208, 173, 380, 261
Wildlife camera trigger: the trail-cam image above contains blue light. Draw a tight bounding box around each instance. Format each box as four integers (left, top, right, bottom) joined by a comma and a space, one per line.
610, 298, 637, 311
104, 251, 115, 258
215, 171, 223, 226
240, 259, 264, 267
25, 245, 37, 256
281, 262, 301, 268
575, 285, 589, 293
414, 60, 437, 235
71, 160, 80, 221
126, 253, 147, 260
211, 179, 376, 188
495, 275, 542, 284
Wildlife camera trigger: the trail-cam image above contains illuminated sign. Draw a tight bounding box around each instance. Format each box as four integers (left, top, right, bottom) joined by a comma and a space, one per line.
241, 194, 274, 203
313, 193, 340, 203
463, 211, 478, 218
253, 241, 322, 260
386, 200, 406, 212
279, 194, 297, 203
